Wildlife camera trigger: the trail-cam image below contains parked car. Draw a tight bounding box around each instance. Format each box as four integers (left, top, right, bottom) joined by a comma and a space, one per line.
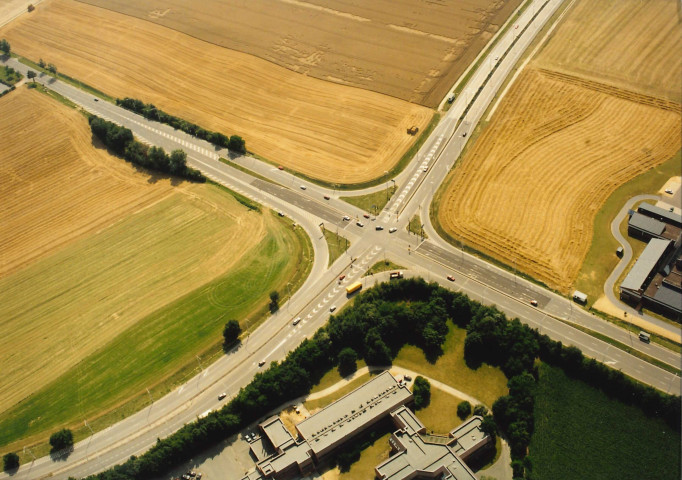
356, 221, 364, 227
278, 165, 284, 170
376, 226, 384, 231
363, 213, 370, 219
343, 215, 351, 221
389, 227, 397, 233
665, 188, 673, 194
403, 375, 412, 382
447, 275, 455, 282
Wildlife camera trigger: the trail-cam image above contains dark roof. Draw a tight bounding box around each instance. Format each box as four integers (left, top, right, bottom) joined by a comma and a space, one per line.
651, 285, 682, 313
638, 203, 682, 227
629, 212, 665, 236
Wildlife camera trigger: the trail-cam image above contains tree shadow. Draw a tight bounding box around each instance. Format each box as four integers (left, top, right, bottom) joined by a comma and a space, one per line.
222, 339, 242, 355
2, 465, 19, 476
49, 446, 73, 462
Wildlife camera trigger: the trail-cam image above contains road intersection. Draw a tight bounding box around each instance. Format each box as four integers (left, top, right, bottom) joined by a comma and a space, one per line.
1, 0, 680, 478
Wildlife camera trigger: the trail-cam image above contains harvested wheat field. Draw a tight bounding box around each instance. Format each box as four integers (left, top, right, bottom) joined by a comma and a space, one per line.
437, 69, 681, 292
77, 0, 522, 108
0, 88, 266, 414
534, 0, 682, 102
0, 0, 435, 184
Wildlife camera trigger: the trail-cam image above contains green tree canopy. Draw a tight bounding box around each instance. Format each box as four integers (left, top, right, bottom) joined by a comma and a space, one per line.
2, 452, 19, 472
223, 320, 241, 347
413, 376, 431, 410
457, 400, 472, 420
0, 39, 10, 55
49, 428, 73, 453
337, 347, 358, 377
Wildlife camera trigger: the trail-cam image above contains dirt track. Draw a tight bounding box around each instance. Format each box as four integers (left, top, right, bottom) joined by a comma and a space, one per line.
75, 0, 522, 108
0, 0, 439, 184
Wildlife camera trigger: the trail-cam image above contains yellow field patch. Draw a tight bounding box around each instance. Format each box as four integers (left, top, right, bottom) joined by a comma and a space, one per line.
0, 88, 264, 413
0, 0, 434, 184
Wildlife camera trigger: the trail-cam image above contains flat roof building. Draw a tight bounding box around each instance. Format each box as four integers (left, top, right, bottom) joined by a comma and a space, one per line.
628, 212, 666, 241
620, 239, 674, 307
375, 406, 491, 480
638, 203, 682, 228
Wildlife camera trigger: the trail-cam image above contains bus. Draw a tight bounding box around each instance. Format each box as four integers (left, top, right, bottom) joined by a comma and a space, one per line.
346, 281, 362, 295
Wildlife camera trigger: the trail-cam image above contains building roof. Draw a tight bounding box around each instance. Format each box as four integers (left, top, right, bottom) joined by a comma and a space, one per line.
257, 440, 312, 477
638, 203, 682, 227
375, 407, 482, 480
296, 371, 412, 456
629, 212, 665, 236
621, 239, 671, 292
652, 284, 682, 313
260, 416, 294, 450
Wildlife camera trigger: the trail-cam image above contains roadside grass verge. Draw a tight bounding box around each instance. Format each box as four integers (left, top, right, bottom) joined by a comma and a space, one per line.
530, 363, 681, 480
407, 214, 428, 239
0, 210, 312, 460
323, 228, 350, 266
365, 260, 405, 277
341, 185, 397, 213
15, 54, 115, 102
574, 151, 681, 307
29, 81, 79, 110
394, 321, 508, 407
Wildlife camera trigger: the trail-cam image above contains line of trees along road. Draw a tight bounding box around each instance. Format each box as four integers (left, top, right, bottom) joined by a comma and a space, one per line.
89, 116, 205, 182
115, 97, 246, 154
70, 278, 678, 480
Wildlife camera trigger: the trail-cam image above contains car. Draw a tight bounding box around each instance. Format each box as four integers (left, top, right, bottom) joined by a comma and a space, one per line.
343, 215, 351, 221
356, 221, 364, 227
94, 98, 99, 102
339, 274, 346, 281
376, 226, 384, 231
389, 227, 397, 233
363, 213, 370, 219
530, 300, 538, 307
258, 360, 266, 367
218, 392, 227, 400
330, 305, 337, 312
494, 56, 499, 61
278, 211, 285, 217
188, 471, 197, 478
196, 474, 203, 480
293, 317, 302, 326
182, 475, 190, 480
324, 195, 330, 200
665, 188, 673, 194
462, 132, 467, 137
403, 375, 412, 382
278, 165, 284, 170
300, 185, 307, 190
446, 275, 455, 282
422, 166, 428, 172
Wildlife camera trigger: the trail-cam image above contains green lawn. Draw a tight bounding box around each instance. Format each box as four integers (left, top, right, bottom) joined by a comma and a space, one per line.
304, 372, 380, 412
530, 363, 680, 480
336, 432, 392, 479
406, 214, 428, 239
364, 260, 405, 277
0, 211, 312, 458
323, 228, 350, 266
394, 321, 508, 407
573, 151, 680, 306
416, 387, 465, 434
341, 185, 397, 213
309, 360, 369, 395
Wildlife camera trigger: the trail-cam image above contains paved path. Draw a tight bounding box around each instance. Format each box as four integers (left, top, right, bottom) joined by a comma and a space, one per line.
604, 195, 681, 339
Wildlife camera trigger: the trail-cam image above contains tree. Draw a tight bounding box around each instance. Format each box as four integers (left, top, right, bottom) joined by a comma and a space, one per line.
473, 404, 489, 417
38, 58, 45, 68
363, 329, 391, 366
480, 414, 497, 440
2, 452, 19, 472
457, 400, 472, 420
337, 347, 358, 377
169, 149, 187, 175
269, 290, 280, 313
413, 376, 431, 410
47, 63, 57, 75
0, 39, 10, 55
49, 428, 74, 453
27, 70, 36, 83
228, 135, 246, 153
222, 320, 241, 347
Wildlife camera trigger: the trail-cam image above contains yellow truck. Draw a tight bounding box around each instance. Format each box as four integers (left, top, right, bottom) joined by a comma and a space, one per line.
345, 281, 362, 295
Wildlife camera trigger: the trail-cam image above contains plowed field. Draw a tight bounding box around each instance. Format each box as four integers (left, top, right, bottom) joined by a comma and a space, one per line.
437, 69, 681, 291
0, 0, 435, 184
76, 0, 522, 108
0, 88, 265, 415
535, 0, 682, 102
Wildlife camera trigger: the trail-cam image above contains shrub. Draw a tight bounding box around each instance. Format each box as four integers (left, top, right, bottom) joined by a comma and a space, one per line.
413, 376, 431, 410
49, 428, 73, 453
457, 400, 472, 420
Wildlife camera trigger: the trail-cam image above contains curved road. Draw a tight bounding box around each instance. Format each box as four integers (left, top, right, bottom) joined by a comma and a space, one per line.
604, 195, 680, 336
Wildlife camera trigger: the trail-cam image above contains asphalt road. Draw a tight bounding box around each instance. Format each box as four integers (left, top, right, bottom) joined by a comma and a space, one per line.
1, 0, 680, 478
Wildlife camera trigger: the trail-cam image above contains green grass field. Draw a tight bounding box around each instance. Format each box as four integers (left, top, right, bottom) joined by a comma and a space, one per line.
309, 360, 369, 395
341, 185, 397, 213
394, 321, 508, 407
530, 363, 680, 480
574, 151, 680, 306
323, 228, 350, 266
364, 260, 405, 277
406, 214, 428, 239
0, 204, 311, 457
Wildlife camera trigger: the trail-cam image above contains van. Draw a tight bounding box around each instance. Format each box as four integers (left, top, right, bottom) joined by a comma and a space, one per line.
447, 93, 455, 103
638, 331, 650, 343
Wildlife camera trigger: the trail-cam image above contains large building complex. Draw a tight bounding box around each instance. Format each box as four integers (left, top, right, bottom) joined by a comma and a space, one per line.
241, 372, 491, 480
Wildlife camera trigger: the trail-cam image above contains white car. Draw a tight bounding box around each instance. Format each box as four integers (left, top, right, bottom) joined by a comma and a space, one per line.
218, 393, 227, 400
665, 188, 673, 194
300, 185, 307, 190
389, 227, 397, 233
422, 166, 428, 172
356, 221, 364, 227
343, 215, 351, 221
292, 317, 302, 326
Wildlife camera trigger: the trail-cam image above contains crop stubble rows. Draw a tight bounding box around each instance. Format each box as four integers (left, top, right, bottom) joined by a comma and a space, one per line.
0, 0, 437, 184
437, 0, 682, 292
0, 88, 265, 414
